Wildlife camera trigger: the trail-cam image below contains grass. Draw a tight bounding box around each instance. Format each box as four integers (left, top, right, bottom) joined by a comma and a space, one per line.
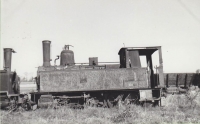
1, 88, 200, 124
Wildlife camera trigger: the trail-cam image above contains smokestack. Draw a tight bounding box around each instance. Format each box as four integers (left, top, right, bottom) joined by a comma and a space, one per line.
4, 48, 13, 72
42, 40, 51, 67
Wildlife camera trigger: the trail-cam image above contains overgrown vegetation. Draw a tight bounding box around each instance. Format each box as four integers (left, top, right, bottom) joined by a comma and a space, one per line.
1, 87, 200, 124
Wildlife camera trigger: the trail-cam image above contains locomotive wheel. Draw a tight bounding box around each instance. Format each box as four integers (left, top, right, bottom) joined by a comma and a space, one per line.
142, 102, 153, 107
18, 103, 31, 112
86, 98, 98, 107
7, 97, 17, 112
102, 99, 113, 108
107, 99, 113, 108
103, 100, 108, 108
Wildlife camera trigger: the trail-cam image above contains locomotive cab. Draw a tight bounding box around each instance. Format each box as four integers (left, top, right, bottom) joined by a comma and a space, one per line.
118, 47, 165, 105
118, 47, 164, 88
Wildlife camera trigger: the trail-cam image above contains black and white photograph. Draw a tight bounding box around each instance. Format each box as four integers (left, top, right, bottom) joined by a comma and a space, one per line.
0, 0, 200, 124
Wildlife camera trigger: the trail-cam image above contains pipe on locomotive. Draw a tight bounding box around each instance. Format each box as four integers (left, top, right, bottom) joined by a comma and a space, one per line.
42, 40, 51, 67
4, 48, 15, 72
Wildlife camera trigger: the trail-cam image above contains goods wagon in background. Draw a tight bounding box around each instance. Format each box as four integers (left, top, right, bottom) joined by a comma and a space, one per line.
31, 40, 166, 108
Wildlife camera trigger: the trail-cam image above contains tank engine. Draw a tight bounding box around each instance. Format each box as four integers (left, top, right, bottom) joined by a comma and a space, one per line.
30, 41, 165, 108
0, 48, 20, 109
0, 48, 36, 111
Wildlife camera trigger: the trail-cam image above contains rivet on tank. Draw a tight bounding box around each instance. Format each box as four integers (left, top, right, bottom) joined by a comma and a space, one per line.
60, 45, 75, 66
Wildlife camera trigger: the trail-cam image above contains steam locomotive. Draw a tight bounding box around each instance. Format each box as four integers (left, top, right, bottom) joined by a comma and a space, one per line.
0, 48, 20, 109
0, 40, 165, 109
0, 49, 36, 110
31, 40, 165, 108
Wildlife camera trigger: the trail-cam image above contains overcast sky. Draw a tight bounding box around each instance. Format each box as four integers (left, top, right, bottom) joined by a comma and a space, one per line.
1, 0, 200, 77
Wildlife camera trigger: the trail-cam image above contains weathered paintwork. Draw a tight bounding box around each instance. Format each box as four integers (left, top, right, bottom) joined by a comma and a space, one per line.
39, 68, 149, 92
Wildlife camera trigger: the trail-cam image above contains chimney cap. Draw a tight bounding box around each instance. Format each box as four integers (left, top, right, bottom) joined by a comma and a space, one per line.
42, 40, 51, 43
4, 48, 16, 53
4, 48, 13, 51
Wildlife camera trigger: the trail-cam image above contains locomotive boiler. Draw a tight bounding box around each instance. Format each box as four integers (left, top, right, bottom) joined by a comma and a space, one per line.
31, 40, 165, 108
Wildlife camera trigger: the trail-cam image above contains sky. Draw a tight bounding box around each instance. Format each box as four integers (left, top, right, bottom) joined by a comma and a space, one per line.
1, 0, 200, 78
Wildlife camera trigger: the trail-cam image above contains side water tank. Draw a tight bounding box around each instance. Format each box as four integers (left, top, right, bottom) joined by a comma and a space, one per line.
60, 45, 75, 66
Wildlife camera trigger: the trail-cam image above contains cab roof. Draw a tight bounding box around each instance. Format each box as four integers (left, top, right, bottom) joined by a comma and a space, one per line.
118, 46, 161, 56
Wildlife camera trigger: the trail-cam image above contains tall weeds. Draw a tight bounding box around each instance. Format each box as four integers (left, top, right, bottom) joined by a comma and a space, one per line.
1, 86, 200, 124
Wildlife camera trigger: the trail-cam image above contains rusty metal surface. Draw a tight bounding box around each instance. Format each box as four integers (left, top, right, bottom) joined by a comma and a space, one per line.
39, 68, 148, 92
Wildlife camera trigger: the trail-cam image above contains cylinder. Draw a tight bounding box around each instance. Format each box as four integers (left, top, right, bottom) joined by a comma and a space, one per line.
42, 40, 51, 67
89, 57, 98, 66
4, 48, 12, 72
